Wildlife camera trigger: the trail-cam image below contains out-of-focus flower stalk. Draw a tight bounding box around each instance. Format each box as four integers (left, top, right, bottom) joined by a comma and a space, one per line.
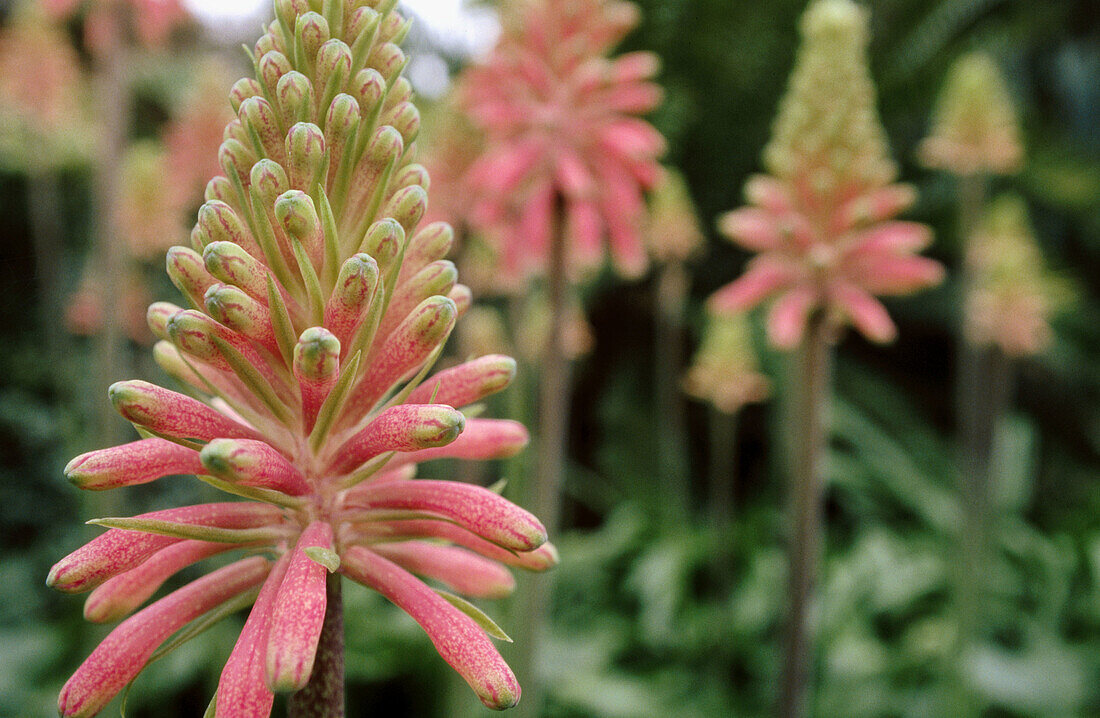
649, 170, 703, 526
683, 310, 769, 525
705, 2, 942, 714
920, 52, 1025, 716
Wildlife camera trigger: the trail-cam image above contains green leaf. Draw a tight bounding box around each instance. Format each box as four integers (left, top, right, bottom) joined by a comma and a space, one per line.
487, 478, 508, 495
211, 336, 295, 426
203, 693, 217, 718
266, 274, 299, 368
434, 590, 512, 642
304, 546, 341, 572
309, 350, 362, 453
88, 517, 286, 544
197, 474, 306, 510
290, 236, 325, 326
317, 186, 342, 293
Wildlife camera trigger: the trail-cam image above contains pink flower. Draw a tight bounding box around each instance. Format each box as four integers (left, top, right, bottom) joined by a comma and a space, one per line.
708, 0, 943, 349
42, 0, 190, 53
454, 0, 665, 288
50, 2, 556, 715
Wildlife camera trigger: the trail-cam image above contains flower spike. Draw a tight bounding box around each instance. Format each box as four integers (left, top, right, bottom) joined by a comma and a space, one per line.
50, 0, 554, 712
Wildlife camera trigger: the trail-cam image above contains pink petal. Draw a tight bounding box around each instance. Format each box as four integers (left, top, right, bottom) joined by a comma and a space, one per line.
83, 540, 234, 623
327, 404, 466, 476
371, 541, 516, 599
341, 547, 520, 710
707, 259, 795, 314
835, 184, 916, 229
852, 255, 945, 296
200, 439, 312, 496
64, 438, 203, 491
717, 208, 785, 251
566, 198, 604, 270
216, 553, 292, 718
767, 287, 818, 350
386, 418, 529, 470
375, 260, 458, 347
554, 150, 594, 198
407, 355, 517, 407
744, 175, 793, 215
48, 502, 282, 593
849, 221, 934, 256
265, 522, 333, 692
58, 557, 270, 718
831, 283, 897, 343
356, 520, 558, 571
109, 380, 266, 443
348, 296, 457, 416
609, 51, 660, 83
346, 480, 546, 552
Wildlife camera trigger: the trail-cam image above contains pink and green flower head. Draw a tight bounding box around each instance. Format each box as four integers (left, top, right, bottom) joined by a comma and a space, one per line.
456, 0, 666, 289
708, 0, 943, 349
48, 1, 556, 715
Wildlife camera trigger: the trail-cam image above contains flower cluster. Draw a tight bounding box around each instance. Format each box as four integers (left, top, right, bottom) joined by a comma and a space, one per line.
708, 0, 943, 349
918, 52, 1023, 177
455, 0, 665, 289
41, 0, 190, 53
49, 1, 556, 715
683, 311, 770, 414
0, 3, 89, 168
964, 195, 1064, 357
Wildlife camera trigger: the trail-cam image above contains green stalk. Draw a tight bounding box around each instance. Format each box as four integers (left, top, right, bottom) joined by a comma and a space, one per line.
707, 408, 739, 528
654, 260, 691, 527
510, 196, 570, 718
951, 171, 1006, 716
288, 573, 345, 718
777, 310, 832, 718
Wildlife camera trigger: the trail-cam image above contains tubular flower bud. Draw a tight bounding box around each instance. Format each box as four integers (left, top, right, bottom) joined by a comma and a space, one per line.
918, 52, 1024, 177
51, 1, 551, 713
436, 0, 665, 289
707, 0, 942, 349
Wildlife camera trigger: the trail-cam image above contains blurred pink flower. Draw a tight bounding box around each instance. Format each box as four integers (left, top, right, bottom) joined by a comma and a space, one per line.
0, 5, 84, 133
708, 0, 943, 349
456, 0, 665, 288
50, 2, 555, 715
41, 0, 189, 53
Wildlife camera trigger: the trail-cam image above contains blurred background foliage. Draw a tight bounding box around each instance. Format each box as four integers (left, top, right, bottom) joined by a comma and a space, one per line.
0, 0, 1098, 716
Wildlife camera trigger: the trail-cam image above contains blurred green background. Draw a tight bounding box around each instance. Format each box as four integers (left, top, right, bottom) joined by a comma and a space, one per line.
1, 0, 1099, 716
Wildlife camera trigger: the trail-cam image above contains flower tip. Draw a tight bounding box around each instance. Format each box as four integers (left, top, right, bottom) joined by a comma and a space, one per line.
478, 672, 521, 711
528, 542, 560, 570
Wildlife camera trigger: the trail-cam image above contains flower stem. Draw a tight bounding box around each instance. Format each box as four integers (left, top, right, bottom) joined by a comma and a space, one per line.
288, 574, 345, 718
951, 172, 1010, 716
777, 310, 832, 718
707, 408, 739, 528
510, 195, 570, 718
654, 261, 691, 527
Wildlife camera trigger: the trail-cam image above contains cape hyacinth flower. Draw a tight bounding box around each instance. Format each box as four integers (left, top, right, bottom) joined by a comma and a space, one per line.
964, 195, 1066, 357
48, 0, 557, 714
708, 0, 943, 350
456, 0, 665, 288
918, 52, 1024, 177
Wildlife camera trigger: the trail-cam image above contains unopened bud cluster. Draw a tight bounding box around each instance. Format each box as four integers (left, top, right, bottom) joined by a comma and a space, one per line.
919, 52, 1023, 177
964, 195, 1065, 357
49, 1, 555, 716
684, 311, 770, 414
709, 0, 942, 349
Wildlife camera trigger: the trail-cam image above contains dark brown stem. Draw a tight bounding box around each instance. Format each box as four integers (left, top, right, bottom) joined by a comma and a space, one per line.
777, 311, 832, 718
288, 574, 345, 718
